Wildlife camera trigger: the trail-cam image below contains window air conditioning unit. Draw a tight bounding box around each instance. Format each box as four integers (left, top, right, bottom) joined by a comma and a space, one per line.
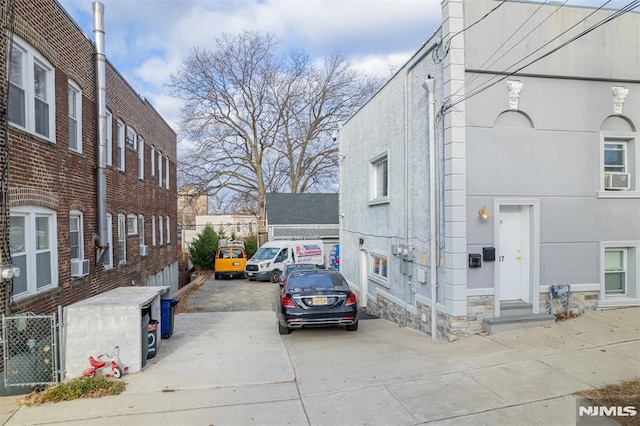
71, 259, 90, 278
140, 245, 148, 256
605, 172, 631, 190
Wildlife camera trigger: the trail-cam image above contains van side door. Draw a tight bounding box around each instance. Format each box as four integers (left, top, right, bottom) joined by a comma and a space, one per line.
275, 248, 290, 267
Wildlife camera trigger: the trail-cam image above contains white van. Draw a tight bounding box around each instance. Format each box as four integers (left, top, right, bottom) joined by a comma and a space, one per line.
244, 239, 325, 282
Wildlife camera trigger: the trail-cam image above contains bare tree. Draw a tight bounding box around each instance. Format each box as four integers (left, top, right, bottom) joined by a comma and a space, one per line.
277, 50, 380, 193
169, 30, 380, 219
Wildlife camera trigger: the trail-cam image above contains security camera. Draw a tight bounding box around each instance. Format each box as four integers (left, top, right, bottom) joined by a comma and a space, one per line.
331, 131, 338, 142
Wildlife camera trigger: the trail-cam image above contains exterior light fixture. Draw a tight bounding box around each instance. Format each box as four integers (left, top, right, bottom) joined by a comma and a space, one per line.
478, 206, 490, 221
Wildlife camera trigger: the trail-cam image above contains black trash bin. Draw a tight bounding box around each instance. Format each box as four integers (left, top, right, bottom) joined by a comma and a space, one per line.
161, 299, 178, 339
147, 320, 159, 359
141, 313, 150, 367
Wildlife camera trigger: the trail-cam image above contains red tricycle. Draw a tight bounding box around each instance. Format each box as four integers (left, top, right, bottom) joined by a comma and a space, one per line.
82, 346, 128, 378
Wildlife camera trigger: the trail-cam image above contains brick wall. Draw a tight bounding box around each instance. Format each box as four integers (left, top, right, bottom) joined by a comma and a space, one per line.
4, 0, 178, 318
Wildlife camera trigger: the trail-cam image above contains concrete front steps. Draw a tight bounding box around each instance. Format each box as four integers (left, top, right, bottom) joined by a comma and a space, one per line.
482, 300, 556, 334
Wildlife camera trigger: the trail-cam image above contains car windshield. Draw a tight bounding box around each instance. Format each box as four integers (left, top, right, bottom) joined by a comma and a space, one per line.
252, 247, 280, 260
287, 273, 335, 290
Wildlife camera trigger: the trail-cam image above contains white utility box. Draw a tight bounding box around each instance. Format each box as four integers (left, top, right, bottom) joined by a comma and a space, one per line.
63, 286, 170, 379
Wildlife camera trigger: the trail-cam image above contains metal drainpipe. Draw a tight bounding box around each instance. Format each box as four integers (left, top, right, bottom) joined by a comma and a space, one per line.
403, 68, 411, 304
404, 41, 439, 338
93, 2, 108, 256
424, 77, 437, 340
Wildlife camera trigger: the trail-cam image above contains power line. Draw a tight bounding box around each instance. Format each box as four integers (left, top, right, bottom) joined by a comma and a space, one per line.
442, 0, 639, 113
455, 0, 611, 107
450, 0, 566, 101
442, 0, 508, 55
443, 0, 614, 112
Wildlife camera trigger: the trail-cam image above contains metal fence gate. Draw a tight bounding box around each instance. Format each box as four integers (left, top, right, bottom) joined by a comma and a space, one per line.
2, 314, 59, 387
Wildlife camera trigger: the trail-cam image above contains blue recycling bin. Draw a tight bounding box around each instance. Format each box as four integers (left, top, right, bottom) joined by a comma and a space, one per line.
160, 298, 179, 339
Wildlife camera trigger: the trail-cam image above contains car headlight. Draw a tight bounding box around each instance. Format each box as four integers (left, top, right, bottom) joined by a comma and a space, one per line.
260, 262, 270, 269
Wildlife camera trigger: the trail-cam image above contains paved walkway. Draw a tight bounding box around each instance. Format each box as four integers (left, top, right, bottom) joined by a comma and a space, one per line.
0, 298, 638, 425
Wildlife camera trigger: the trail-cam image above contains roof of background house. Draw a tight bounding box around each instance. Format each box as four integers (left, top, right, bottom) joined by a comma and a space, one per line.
265, 193, 339, 225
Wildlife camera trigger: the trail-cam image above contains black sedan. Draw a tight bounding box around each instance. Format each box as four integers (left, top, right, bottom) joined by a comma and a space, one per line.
277, 269, 358, 334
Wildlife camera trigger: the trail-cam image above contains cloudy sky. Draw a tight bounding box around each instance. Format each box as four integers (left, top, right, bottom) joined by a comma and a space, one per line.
56, 0, 442, 132
56, 0, 638, 134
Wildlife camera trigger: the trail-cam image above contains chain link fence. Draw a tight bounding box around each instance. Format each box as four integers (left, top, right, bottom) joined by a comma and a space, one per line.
2, 314, 59, 387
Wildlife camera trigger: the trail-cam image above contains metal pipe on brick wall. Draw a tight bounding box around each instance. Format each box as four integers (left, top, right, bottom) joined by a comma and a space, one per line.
93, 2, 108, 256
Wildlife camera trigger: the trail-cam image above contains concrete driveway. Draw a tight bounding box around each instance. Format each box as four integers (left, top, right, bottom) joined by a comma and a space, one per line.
2, 278, 639, 425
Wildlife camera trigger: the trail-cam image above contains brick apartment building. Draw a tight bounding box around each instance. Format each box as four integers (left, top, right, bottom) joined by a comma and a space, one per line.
0, 0, 178, 374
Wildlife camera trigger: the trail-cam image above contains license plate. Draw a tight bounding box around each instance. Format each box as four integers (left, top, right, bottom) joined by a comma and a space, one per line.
313, 296, 327, 305
233, 262, 240, 266
248, 272, 254, 276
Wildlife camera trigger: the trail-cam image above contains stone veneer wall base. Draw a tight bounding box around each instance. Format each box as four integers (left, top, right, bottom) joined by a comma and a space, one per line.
365, 291, 601, 341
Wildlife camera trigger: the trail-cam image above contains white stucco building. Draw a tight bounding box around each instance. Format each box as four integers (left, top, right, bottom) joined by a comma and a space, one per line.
339, 0, 640, 339
183, 214, 257, 251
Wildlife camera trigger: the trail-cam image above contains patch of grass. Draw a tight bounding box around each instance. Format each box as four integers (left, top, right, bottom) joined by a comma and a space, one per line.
19, 376, 126, 406
577, 378, 640, 426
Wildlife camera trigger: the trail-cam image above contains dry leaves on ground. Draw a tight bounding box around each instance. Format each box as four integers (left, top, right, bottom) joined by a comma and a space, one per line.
174, 271, 212, 314
577, 379, 640, 426
554, 312, 580, 321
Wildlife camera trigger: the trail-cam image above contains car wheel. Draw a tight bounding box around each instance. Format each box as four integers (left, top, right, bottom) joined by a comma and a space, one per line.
214, 273, 219, 280
278, 322, 291, 335
346, 322, 358, 331
270, 270, 281, 283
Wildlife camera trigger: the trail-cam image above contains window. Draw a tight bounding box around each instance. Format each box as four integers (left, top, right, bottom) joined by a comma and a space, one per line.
118, 214, 126, 264
152, 215, 156, 246
159, 216, 164, 245
8, 35, 55, 140
138, 215, 145, 246
151, 145, 156, 176
70, 211, 83, 260
166, 216, 170, 244
138, 136, 144, 180
157, 150, 163, 187
104, 213, 113, 269
600, 134, 637, 194
117, 120, 125, 171
600, 242, 640, 307
605, 249, 626, 295
126, 125, 137, 150
604, 142, 626, 173
165, 156, 170, 189
127, 214, 138, 235
370, 152, 388, 202
105, 109, 113, 166
68, 80, 82, 153
370, 254, 388, 280
10, 207, 58, 299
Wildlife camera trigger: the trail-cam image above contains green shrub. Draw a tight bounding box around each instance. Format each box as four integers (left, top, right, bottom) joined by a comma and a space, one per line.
189, 225, 220, 269
244, 234, 258, 259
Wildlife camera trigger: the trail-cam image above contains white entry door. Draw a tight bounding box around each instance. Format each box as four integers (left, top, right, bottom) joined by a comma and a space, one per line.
498, 205, 530, 302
